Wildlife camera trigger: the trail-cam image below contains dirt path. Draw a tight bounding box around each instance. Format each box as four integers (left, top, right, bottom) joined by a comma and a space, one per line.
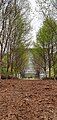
0, 79, 57, 120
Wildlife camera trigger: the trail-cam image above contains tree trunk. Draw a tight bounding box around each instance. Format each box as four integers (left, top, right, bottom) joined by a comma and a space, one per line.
43, 43, 47, 75
7, 43, 9, 75
0, 43, 3, 79
0, 0, 4, 79
48, 44, 51, 78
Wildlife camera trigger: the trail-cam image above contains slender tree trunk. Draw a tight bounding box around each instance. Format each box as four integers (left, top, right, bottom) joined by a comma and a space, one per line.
0, 0, 4, 79
43, 59, 47, 78
7, 43, 9, 75
51, 43, 55, 78
48, 44, 51, 78
49, 61, 51, 78
11, 55, 13, 74
0, 43, 3, 79
11, 0, 17, 76
43, 43, 47, 75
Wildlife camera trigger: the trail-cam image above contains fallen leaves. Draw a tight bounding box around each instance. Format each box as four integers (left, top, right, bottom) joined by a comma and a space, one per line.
0, 79, 57, 120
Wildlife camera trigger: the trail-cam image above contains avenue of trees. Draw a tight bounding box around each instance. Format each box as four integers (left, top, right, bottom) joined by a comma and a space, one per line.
0, 0, 30, 78
31, 17, 57, 78
31, 0, 57, 78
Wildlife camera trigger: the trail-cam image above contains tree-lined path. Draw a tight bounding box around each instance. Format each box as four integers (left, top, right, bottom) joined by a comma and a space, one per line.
0, 0, 57, 79
0, 0, 57, 119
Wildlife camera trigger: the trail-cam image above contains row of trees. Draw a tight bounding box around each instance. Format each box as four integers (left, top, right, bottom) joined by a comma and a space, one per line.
0, 0, 30, 78
31, 17, 57, 78
0, 0, 57, 79
31, 0, 57, 78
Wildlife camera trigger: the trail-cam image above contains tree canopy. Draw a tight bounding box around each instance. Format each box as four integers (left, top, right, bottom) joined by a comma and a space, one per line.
32, 17, 57, 78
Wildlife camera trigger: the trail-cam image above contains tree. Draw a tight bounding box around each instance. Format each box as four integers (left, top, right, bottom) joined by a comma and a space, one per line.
32, 17, 57, 78
0, 0, 31, 78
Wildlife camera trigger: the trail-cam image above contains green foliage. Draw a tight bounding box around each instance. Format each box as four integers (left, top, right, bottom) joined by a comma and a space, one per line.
32, 17, 57, 77
13, 14, 29, 74
1, 10, 29, 78
14, 42, 28, 73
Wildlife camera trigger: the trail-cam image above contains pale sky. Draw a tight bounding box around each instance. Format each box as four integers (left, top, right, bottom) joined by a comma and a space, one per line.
28, 0, 44, 43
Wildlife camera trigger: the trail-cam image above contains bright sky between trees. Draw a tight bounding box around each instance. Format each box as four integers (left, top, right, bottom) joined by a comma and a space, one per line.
28, 0, 43, 44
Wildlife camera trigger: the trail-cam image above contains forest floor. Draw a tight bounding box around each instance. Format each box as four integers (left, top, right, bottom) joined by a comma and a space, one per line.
0, 79, 57, 120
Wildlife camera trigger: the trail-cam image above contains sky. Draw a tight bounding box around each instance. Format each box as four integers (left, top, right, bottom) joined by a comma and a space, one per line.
28, 0, 44, 43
